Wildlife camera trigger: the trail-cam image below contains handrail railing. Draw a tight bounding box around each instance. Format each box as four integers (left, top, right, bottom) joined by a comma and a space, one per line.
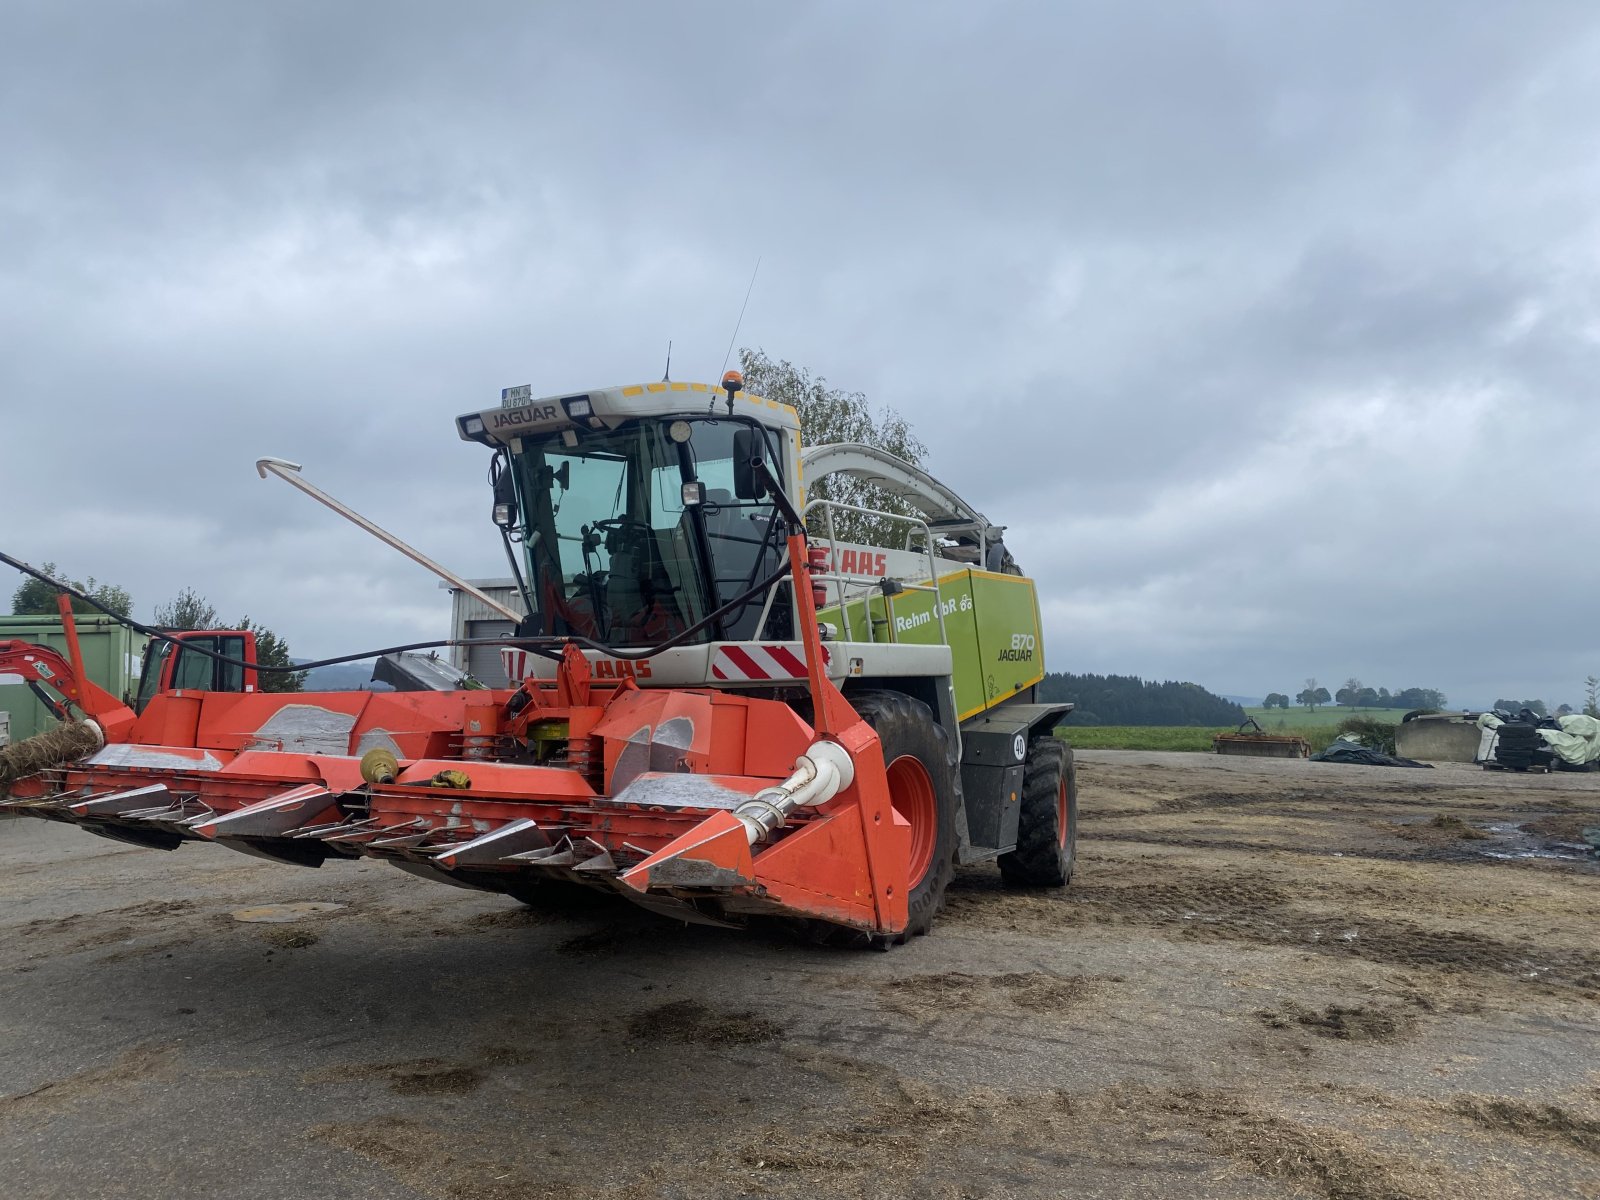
796, 498, 948, 649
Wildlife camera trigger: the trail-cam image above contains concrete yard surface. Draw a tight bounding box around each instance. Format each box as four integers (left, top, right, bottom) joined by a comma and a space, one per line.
1, 750, 1598, 1199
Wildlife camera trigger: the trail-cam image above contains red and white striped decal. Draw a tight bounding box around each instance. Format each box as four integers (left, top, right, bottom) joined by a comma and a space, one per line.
500, 647, 534, 682
710, 643, 827, 682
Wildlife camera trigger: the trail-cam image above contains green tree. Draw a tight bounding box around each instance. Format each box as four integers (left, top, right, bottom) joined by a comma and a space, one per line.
11, 561, 133, 618
739, 348, 927, 546
1337, 677, 1363, 709
1298, 678, 1326, 710
153, 587, 220, 630
236, 616, 307, 693
1583, 675, 1598, 719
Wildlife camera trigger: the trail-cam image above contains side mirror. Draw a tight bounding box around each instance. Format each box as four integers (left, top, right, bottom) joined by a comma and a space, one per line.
732, 428, 765, 501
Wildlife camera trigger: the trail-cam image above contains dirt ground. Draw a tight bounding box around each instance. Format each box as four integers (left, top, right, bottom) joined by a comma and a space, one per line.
1, 750, 1597, 1199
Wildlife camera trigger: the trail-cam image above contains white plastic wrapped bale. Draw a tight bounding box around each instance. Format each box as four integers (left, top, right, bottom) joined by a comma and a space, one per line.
1540, 714, 1600, 766
1475, 712, 1502, 762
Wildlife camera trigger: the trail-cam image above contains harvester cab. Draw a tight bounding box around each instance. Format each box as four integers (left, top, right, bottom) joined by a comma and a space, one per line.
1, 373, 1076, 946
457, 375, 803, 659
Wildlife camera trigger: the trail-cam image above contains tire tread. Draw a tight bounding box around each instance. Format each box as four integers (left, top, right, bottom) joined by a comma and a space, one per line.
999, 736, 1076, 888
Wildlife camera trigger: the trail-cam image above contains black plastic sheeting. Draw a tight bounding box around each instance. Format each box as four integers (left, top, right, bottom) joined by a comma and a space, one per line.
1310, 742, 1433, 769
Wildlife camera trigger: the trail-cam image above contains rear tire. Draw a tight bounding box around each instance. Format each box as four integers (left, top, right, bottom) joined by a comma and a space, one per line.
850, 690, 958, 941
999, 737, 1077, 888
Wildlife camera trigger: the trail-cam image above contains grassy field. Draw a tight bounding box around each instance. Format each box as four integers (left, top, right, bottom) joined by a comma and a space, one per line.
1243, 705, 1413, 729
1057, 726, 1234, 752
1055, 708, 1413, 753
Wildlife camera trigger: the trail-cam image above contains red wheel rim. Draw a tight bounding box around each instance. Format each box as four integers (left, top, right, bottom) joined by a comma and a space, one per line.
1056, 774, 1068, 851
887, 754, 937, 887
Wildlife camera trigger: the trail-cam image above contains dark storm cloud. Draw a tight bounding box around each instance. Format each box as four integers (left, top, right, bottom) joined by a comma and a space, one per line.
3, 1, 1598, 706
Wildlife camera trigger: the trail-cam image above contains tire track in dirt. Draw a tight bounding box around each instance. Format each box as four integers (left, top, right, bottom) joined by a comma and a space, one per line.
0, 1043, 178, 1116
747, 1050, 1541, 1200
944, 866, 1600, 994
869, 970, 1118, 1018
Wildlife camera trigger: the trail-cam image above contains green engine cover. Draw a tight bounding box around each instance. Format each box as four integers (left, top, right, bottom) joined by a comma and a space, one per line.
820, 568, 1044, 720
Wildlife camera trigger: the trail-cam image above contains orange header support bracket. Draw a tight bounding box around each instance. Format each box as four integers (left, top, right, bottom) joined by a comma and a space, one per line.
555, 642, 593, 708
56, 593, 86, 690
784, 532, 858, 738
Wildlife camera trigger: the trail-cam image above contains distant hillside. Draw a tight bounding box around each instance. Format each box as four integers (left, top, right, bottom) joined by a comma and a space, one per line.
296, 660, 378, 691
1039, 672, 1247, 727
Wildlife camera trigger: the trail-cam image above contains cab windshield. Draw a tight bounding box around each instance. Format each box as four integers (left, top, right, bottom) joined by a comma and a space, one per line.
512, 418, 786, 647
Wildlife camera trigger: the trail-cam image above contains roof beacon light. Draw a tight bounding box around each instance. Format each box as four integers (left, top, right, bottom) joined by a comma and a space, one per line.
722, 369, 743, 415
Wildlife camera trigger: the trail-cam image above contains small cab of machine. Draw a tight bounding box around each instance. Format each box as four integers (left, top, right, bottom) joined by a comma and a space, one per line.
132, 630, 259, 713
456, 380, 802, 649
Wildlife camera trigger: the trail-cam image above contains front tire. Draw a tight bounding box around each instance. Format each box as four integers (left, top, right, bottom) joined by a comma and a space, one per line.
850, 690, 958, 941
999, 737, 1077, 887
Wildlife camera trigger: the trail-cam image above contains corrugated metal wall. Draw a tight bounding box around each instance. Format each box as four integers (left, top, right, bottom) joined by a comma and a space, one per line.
465, 619, 517, 684
447, 580, 526, 684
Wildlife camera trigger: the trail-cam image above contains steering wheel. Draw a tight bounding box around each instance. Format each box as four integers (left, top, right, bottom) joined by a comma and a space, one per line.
589, 516, 653, 552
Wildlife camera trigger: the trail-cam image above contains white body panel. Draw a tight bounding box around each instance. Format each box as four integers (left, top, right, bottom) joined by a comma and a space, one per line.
507, 639, 952, 689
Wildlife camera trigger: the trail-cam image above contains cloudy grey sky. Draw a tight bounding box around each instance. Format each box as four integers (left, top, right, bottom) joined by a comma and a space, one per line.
4, 2, 1597, 708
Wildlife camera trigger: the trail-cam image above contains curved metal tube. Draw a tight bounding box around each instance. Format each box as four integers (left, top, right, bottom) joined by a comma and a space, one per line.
733, 739, 857, 844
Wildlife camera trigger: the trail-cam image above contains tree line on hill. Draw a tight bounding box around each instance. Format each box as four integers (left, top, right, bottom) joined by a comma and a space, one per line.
1260, 678, 1446, 712
1039, 673, 1246, 727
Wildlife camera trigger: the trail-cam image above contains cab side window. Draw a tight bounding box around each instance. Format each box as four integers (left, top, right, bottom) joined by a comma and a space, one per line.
169, 635, 248, 693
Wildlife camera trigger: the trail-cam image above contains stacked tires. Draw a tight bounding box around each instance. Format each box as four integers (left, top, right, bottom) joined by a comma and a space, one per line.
1492, 723, 1552, 772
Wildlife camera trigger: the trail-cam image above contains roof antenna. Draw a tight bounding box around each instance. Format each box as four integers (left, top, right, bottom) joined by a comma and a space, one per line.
719, 256, 761, 380
662, 339, 672, 382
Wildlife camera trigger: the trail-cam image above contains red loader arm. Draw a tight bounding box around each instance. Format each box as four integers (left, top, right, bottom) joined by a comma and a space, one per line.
0, 640, 136, 740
